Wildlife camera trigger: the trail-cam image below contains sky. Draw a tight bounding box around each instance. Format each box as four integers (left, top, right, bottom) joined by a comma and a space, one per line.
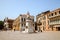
0, 0, 60, 21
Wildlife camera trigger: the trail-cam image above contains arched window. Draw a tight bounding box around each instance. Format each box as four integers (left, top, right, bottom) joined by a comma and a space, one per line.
51, 13, 53, 16
55, 12, 57, 15
59, 11, 60, 14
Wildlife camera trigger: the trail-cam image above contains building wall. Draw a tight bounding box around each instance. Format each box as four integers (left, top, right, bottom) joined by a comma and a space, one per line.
36, 8, 60, 31
4, 17, 14, 30
48, 8, 60, 31
13, 16, 20, 31
13, 13, 34, 31
36, 11, 50, 31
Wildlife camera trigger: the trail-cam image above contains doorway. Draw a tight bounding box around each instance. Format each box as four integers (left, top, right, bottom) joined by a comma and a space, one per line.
57, 27, 60, 31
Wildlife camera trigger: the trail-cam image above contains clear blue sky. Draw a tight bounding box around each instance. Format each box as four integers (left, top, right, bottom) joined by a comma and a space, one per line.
0, 0, 60, 21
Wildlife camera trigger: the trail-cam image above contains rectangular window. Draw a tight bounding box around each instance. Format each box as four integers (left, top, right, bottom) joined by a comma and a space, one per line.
59, 11, 60, 14
24, 18, 26, 21
51, 13, 53, 16
21, 18, 23, 22
55, 12, 57, 15
33, 19, 34, 22
22, 24, 23, 27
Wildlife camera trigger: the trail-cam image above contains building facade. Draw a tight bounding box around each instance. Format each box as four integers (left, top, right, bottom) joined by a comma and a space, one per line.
13, 12, 35, 32
4, 17, 14, 30
36, 8, 60, 31
48, 8, 60, 31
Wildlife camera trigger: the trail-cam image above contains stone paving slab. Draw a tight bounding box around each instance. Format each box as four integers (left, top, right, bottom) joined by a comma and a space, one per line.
0, 31, 60, 40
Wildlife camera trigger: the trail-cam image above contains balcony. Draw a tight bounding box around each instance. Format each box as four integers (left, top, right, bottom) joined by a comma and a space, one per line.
49, 20, 60, 25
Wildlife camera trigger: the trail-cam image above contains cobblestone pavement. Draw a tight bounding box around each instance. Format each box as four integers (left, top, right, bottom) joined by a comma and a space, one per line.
0, 31, 60, 40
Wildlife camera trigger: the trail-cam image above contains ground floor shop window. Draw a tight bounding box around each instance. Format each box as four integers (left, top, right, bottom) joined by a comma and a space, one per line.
57, 27, 60, 31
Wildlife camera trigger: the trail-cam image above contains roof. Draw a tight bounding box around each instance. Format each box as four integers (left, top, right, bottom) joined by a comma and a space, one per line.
37, 10, 50, 16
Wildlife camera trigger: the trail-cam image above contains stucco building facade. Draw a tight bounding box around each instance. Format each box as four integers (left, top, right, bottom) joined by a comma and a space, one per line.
4, 17, 14, 30
36, 8, 60, 31
13, 12, 35, 32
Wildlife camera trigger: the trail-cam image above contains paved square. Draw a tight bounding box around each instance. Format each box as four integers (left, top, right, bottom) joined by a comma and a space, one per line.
0, 31, 60, 40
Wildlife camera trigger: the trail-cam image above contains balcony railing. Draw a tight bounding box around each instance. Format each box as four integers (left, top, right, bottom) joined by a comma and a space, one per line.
49, 21, 60, 25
